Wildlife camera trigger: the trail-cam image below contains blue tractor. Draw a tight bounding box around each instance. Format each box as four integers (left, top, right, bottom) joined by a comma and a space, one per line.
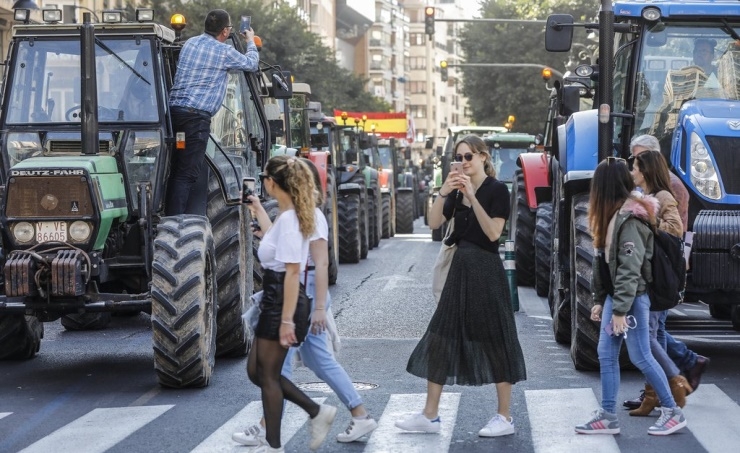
529, 0, 740, 369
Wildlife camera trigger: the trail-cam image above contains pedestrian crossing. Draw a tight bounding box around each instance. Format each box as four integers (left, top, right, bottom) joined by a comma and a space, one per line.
1, 386, 738, 452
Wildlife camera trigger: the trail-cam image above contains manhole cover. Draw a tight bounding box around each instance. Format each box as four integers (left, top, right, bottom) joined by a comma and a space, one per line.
297, 382, 378, 393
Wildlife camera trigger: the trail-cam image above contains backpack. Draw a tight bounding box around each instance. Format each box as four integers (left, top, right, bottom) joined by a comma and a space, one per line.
598, 219, 686, 311
645, 224, 687, 311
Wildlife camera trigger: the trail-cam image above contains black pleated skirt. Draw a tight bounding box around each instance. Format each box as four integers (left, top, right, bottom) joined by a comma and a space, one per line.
407, 242, 527, 386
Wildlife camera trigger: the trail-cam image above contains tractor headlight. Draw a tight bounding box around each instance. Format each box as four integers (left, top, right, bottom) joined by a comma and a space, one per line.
68, 221, 92, 242
13, 222, 35, 243
689, 132, 721, 199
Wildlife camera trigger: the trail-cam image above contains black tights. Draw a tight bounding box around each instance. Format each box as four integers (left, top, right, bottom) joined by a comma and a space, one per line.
247, 337, 320, 448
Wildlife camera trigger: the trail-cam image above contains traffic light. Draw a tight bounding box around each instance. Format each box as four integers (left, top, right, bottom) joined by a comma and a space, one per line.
424, 7, 435, 37
440, 60, 448, 82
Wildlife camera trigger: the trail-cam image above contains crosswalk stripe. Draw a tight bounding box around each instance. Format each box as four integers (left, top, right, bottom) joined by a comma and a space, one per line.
525, 388, 620, 453
18, 405, 173, 453
683, 384, 740, 452
190, 397, 326, 453
364, 393, 460, 453
0, 412, 11, 421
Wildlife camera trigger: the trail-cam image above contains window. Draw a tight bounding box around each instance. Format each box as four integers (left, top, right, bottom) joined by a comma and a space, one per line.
411, 106, 426, 118
409, 57, 426, 70
409, 81, 426, 94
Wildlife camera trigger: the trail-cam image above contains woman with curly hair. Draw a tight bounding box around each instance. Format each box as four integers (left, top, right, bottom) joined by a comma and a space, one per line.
243, 155, 336, 453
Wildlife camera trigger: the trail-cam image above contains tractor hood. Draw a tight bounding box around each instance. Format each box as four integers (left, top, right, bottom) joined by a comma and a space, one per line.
4, 155, 128, 251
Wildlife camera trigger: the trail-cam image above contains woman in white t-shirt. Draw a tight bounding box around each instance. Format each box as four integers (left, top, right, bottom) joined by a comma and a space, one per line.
242, 155, 336, 453
234, 159, 377, 447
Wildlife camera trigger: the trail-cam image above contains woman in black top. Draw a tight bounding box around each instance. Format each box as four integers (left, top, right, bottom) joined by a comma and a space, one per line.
395, 135, 526, 438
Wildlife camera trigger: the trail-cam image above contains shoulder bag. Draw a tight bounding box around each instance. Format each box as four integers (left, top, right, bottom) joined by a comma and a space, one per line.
431, 212, 456, 304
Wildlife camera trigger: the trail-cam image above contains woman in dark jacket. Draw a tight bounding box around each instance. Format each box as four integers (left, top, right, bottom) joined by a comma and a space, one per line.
575, 157, 687, 436
395, 135, 526, 438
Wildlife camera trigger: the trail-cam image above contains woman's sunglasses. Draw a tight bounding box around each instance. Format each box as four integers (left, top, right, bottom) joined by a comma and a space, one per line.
454, 153, 475, 162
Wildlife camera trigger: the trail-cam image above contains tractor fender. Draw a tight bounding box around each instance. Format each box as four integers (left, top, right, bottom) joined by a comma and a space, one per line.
338, 182, 363, 195
308, 151, 329, 194
518, 152, 550, 210
558, 110, 598, 177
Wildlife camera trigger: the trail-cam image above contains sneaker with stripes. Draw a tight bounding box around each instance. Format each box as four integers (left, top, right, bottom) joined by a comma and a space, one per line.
647, 406, 687, 436
574, 408, 620, 435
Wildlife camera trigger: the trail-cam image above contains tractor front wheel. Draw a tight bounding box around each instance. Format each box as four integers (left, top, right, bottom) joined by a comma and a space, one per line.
151, 215, 217, 388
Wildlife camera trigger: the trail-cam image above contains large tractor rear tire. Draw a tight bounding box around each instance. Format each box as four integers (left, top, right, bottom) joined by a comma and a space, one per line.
207, 178, 252, 357
326, 172, 339, 285
381, 193, 392, 239
151, 215, 217, 388
570, 194, 633, 371
511, 171, 535, 286
358, 181, 369, 260
367, 187, 380, 249
549, 168, 571, 344
338, 192, 362, 264
396, 191, 415, 234
61, 313, 112, 331
0, 315, 43, 360
534, 202, 552, 297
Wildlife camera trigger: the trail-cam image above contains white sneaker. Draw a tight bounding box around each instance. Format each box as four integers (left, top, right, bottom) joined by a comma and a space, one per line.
478, 414, 515, 437
336, 416, 379, 442
394, 412, 441, 433
309, 404, 337, 450
231, 424, 266, 446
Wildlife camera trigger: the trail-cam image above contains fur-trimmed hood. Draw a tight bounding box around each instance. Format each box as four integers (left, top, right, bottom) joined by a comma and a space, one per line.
605, 192, 658, 259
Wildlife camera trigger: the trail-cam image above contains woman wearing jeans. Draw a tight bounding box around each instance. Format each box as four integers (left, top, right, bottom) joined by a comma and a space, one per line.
575, 157, 687, 436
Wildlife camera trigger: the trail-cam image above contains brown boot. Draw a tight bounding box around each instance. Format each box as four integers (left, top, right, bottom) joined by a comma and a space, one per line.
669, 375, 693, 408
629, 384, 659, 416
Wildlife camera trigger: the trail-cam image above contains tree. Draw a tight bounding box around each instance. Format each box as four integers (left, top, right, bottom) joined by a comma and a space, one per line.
144, 0, 390, 113
458, 0, 597, 134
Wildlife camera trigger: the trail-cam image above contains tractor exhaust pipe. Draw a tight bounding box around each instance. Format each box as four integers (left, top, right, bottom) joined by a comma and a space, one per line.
80, 12, 99, 155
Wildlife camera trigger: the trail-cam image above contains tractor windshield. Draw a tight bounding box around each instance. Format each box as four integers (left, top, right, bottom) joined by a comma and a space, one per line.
5, 38, 157, 124
632, 22, 740, 142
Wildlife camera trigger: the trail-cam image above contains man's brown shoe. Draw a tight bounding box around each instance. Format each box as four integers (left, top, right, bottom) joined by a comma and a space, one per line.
685, 355, 709, 390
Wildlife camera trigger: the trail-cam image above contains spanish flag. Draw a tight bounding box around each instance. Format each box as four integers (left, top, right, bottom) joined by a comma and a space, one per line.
333, 110, 410, 140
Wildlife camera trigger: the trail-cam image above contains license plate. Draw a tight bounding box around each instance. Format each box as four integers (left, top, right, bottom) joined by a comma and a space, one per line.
36, 221, 67, 243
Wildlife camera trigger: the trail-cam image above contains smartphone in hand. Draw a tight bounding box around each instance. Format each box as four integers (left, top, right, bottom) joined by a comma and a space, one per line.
450, 161, 463, 173
242, 177, 256, 204
240, 15, 251, 34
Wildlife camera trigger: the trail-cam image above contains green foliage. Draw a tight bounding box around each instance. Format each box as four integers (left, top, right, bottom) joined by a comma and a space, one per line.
142, 0, 390, 113
459, 0, 597, 134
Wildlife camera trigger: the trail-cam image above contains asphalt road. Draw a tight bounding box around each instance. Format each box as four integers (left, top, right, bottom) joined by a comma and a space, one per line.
1, 219, 738, 453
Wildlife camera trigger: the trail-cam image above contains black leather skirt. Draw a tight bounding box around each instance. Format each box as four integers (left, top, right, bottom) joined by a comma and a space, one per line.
255, 269, 310, 344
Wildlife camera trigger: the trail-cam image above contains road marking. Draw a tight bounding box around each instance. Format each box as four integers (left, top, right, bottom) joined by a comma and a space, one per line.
0, 412, 11, 421
190, 398, 325, 453
18, 405, 173, 453
129, 386, 161, 407
525, 388, 619, 453
373, 275, 428, 291
673, 336, 740, 344
365, 393, 460, 453
684, 384, 740, 452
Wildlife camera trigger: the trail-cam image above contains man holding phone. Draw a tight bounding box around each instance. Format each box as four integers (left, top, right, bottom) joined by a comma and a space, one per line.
166, 9, 259, 216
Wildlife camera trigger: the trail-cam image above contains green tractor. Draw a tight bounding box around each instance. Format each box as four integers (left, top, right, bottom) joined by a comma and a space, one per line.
0, 10, 278, 388
482, 133, 538, 275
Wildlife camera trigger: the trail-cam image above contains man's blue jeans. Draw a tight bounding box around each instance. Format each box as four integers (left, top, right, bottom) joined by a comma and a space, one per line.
657, 309, 698, 372
598, 294, 676, 413
281, 270, 363, 411
165, 106, 211, 216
